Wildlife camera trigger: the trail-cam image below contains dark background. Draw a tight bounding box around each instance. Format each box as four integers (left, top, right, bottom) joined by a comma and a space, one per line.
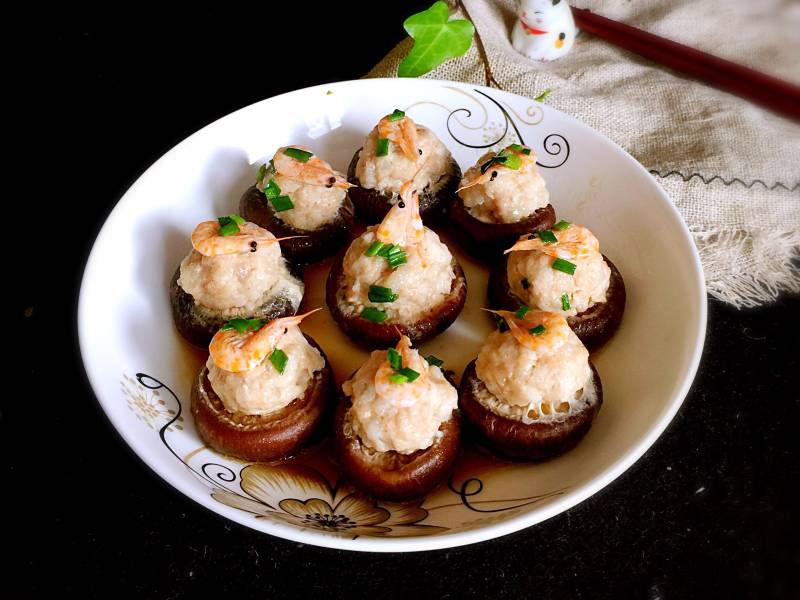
11, 4, 799, 598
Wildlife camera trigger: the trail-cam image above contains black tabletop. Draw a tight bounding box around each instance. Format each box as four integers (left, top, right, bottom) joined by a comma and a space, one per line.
12, 5, 799, 598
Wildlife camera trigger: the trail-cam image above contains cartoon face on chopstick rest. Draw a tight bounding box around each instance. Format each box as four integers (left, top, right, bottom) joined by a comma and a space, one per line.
511, 0, 577, 61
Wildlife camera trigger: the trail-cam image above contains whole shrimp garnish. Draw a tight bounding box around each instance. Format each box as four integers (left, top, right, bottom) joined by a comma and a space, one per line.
378, 113, 419, 162
191, 220, 295, 257
504, 223, 600, 261
484, 309, 570, 355
374, 335, 428, 398
209, 309, 320, 373
375, 180, 424, 248
457, 144, 536, 193
271, 146, 353, 189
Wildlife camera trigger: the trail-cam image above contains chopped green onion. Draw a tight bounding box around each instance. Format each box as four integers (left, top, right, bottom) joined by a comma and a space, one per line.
425, 355, 444, 367
389, 373, 408, 384
521, 278, 531, 290
529, 324, 546, 335
561, 293, 571, 311
387, 253, 407, 269
495, 316, 510, 332
387, 347, 402, 370
387, 109, 405, 121
502, 153, 522, 170
365, 241, 385, 257
360, 307, 387, 323
283, 147, 314, 162
534, 89, 552, 103
368, 285, 398, 303
376, 138, 390, 157
507, 143, 532, 156
538, 230, 557, 244
515, 305, 530, 319
270, 195, 294, 212
480, 155, 508, 174
553, 220, 571, 231
256, 163, 267, 184
398, 367, 420, 382
552, 258, 577, 276
263, 178, 281, 200
269, 348, 289, 374
220, 318, 264, 333
217, 215, 244, 236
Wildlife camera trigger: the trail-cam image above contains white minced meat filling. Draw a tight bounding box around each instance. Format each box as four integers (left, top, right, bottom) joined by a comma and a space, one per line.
206, 326, 325, 415
459, 150, 550, 223
355, 122, 454, 195
343, 349, 457, 454
264, 172, 346, 231
475, 325, 593, 423
178, 241, 302, 313
340, 226, 455, 322
507, 251, 610, 316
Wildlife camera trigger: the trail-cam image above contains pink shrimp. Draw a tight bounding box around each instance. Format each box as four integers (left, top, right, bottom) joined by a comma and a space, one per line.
457, 144, 536, 193
271, 146, 353, 189
209, 309, 321, 373
378, 114, 419, 162
375, 180, 424, 247
373, 335, 428, 398
485, 309, 570, 354
504, 223, 600, 261
191, 220, 295, 257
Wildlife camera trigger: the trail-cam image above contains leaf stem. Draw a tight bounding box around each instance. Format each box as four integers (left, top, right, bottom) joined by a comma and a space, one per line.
457, 0, 501, 89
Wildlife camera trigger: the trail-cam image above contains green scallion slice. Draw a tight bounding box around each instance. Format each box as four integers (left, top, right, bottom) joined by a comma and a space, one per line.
538, 230, 557, 244
515, 305, 530, 319
398, 367, 420, 382
387, 109, 405, 121
361, 307, 387, 323
503, 153, 522, 170
283, 147, 314, 162
269, 348, 289, 374
256, 163, 267, 184
264, 178, 281, 200
368, 285, 398, 303
521, 278, 531, 290
376, 138, 390, 157
217, 215, 243, 236
389, 373, 408, 384
552, 258, 577, 276
387, 347, 402, 370
387, 253, 407, 269
220, 318, 264, 333
425, 355, 444, 367
529, 324, 546, 335
365, 241, 385, 257
480, 155, 508, 174
270, 195, 294, 212
561, 293, 571, 311
553, 220, 571, 231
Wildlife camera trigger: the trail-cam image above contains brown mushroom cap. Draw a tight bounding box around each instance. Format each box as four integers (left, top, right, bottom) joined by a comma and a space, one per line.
346, 148, 461, 224
325, 250, 467, 348
487, 253, 626, 351
446, 195, 556, 261
334, 386, 461, 501
458, 359, 602, 461
239, 185, 355, 265
191, 335, 334, 462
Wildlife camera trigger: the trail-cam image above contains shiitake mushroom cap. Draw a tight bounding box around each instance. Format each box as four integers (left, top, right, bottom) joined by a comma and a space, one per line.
325, 251, 467, 348
191, 335, 334, 462
239, 184, 355, 265
346, 148, 461, 224
334, 386, 461, 501
458, 359, 602, 461
169, 262, 304, 348
487, 254, 626, 351
446, 195, 556, 261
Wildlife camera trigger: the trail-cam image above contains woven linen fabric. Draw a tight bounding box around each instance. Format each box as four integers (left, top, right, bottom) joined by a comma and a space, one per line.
366, 0, 800, 307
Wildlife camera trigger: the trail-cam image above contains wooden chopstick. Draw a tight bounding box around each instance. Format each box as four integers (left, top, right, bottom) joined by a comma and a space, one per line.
571, 7, 800, 122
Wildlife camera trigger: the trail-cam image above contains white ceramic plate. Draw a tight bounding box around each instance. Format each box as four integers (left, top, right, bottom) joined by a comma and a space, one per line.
78, 78, 706, 552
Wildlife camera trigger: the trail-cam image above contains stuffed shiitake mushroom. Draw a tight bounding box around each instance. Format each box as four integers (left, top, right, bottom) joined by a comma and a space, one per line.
487, 222, 625, 350
326, 182, 467, 347
347, 109, 461, 223
335, 335, 461, 500
447, 143, 555, 259
239, 146, 355, 264
170, 216, 304, 347
192, 311, 334, 462
459, 310, 602, 461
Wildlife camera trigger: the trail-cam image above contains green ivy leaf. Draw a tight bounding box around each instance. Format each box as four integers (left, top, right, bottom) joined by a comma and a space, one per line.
398, 1, 475, 78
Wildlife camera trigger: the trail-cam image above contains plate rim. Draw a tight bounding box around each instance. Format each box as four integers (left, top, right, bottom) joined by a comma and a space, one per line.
77, 77, 707, 552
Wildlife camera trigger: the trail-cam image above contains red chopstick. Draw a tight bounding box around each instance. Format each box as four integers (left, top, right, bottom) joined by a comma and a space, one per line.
571, 7, 800, 122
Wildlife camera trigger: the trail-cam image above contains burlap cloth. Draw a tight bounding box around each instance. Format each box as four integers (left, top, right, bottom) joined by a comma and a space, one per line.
366, 0, 800, 307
